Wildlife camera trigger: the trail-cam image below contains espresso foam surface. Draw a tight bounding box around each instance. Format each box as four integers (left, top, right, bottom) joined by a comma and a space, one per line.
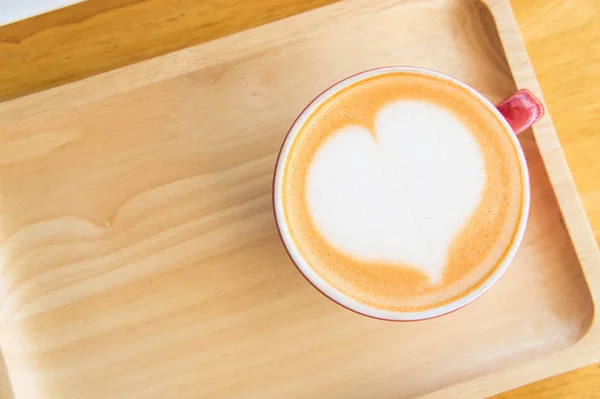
306, 101, 485, 283
281, 72, 524, 312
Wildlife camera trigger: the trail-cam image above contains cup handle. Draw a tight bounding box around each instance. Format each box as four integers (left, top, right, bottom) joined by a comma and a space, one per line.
496, 89, 545, 135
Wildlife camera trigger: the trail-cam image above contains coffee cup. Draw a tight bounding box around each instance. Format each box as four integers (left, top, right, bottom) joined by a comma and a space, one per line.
273, 67, 543, 321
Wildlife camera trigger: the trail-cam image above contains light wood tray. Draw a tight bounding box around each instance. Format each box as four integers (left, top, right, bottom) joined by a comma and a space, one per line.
0, 0, 599, 397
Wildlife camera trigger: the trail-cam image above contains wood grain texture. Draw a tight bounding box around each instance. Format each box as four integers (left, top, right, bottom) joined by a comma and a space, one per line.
0, 0, 599, 398
0, 0, 336, 102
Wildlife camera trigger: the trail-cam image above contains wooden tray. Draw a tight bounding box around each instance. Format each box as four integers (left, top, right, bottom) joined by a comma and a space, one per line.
0, 0, 599, 397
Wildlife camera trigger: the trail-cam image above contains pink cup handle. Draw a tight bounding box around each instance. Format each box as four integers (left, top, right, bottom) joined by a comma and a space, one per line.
496, 89, 545, 135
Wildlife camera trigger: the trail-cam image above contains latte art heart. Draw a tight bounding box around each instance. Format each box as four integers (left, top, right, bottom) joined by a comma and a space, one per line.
306, 101, 486, 283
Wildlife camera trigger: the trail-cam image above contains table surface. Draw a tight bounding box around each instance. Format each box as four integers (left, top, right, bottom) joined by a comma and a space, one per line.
0, 0, 599, 397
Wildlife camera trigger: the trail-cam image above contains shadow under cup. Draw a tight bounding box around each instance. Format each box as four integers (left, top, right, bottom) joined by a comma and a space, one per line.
273, 66, 536, 321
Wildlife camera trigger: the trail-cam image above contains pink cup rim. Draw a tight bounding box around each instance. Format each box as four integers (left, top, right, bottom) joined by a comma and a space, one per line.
272, 66, 531, 321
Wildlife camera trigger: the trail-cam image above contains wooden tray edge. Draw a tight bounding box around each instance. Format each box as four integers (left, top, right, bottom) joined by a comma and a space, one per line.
0, 0, 358, 126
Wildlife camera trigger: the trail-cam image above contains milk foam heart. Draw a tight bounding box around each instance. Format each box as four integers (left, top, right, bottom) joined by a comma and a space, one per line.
306, 101, 486, 283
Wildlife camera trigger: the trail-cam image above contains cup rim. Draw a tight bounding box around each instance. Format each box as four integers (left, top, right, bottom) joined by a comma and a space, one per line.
272, 66, 531, 321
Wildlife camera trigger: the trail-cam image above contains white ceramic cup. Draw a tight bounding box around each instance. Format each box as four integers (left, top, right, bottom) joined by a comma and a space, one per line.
273, 66, 544, 321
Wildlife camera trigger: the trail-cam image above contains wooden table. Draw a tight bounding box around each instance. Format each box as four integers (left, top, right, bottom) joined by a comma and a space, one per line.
0, 0, 598, 397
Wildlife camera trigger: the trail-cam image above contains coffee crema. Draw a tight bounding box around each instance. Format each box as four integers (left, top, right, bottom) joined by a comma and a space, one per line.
281, 72, 524, 312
